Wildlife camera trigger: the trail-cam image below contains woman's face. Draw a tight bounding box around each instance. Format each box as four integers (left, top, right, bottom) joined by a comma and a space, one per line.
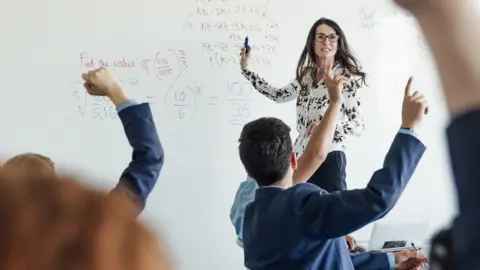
313, 24, 339, 61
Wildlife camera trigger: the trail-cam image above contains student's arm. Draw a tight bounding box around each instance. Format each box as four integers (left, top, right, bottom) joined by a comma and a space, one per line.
350, 252, 393, 270
396, 2, 480, 269
82, 68, 164, 213
291, 77, 428, 239
294, 130, 425, 239
293, 101, 342, 184
241, 69, 298, 103
108, 86, 164, 212
293, 65, 348, 184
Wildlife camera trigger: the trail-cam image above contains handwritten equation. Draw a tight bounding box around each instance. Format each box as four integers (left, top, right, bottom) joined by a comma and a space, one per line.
208, 53, 272, 69
182, 0, 281, 69
64, 78, 154, 121
227, 81, 253, 125
80, 50, 188, 83
195, 5, 267, 17
164, 85, 198, 120
163, 81, 254, 125
202, 41, 277, 53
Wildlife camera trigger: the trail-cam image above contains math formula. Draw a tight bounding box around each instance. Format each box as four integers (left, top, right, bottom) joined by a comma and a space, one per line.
182, 0, 281, 69
164, 85, 198, 120
66, 49, 190, 123
227, 81, 253, 125
162, 81, 253, 126
80, 50, 188, 84
64, 78, 151, 121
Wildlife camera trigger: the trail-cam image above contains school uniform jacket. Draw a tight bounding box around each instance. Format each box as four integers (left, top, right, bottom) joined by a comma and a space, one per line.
114, 101, 164, 210
243, 132, 426, 270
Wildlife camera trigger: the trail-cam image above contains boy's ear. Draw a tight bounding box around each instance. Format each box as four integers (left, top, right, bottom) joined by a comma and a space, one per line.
246, 169, 253, 180
290, 152, 297, 170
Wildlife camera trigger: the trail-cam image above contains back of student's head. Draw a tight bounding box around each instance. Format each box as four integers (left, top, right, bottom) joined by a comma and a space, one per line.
1, 152, 55, 178
0, 171, 173, 270
238, 117, 293, 186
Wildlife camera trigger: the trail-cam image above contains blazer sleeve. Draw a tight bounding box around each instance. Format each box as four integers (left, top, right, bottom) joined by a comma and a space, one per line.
115, 102, 164, 211
294, 132, 426, 239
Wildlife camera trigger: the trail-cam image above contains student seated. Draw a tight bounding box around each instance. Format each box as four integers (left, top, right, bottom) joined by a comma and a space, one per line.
0, 68, 164, 214
231, 78, 360, 251
0, 167, 172, 270
238, 78, 429, 269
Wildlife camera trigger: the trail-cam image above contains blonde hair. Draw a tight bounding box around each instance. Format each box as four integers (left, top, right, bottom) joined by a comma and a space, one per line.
1, 153, 55, 178
0, 172, 173, 270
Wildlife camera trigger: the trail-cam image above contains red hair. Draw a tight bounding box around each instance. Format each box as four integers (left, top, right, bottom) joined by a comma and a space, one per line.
0, 172, 173, 270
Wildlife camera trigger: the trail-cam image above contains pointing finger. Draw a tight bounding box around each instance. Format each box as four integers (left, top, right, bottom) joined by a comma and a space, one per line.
327, 60, 333, 74
405, 76, 413, 98
320, 60, 326, 71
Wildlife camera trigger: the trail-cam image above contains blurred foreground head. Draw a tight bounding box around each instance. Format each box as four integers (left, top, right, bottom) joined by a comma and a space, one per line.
0, 171, 173, 270
1, 153, 55, 178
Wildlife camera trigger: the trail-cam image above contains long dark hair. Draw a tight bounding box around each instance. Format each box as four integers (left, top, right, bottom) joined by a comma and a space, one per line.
295, 18, 367, 90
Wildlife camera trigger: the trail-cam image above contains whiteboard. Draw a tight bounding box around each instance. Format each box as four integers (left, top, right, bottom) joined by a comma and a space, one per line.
0, 0, 455, 269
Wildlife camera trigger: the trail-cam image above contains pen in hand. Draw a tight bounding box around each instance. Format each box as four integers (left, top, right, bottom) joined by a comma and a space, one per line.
411, 242, 430, 268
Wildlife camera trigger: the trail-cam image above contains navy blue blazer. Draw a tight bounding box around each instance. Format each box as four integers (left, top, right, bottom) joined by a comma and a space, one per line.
243, 132, 426, 270
447, 110, 480, 270
115, 102, 164, 210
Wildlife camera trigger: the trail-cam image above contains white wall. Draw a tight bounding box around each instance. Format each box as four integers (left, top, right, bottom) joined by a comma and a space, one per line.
0, 0, 455, 269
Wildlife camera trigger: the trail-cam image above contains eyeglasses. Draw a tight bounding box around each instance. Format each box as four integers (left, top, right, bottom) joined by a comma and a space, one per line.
315, 34, 339, 43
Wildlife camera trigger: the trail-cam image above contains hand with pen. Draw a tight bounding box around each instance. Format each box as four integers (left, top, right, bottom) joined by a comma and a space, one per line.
393, 249, 429, 270
240, 36, 250, 69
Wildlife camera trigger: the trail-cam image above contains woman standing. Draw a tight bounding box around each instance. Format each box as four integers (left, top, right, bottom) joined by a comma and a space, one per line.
240, 17, 366, 193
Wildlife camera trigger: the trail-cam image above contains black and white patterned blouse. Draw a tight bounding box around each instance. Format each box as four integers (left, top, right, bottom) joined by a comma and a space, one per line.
242, 65, 365, 157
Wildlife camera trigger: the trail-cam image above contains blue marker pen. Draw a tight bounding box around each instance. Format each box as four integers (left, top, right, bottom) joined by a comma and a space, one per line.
244, 36, 249, 49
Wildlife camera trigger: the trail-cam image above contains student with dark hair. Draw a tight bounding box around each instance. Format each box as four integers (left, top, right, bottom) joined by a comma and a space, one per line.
240, 18, 367, 246
231, 62, 349, 248
239, 77, 429, 269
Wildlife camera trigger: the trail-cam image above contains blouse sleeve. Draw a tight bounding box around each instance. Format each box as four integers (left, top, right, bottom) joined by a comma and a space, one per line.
339, 79, 365, 137
241, 68, 298, 103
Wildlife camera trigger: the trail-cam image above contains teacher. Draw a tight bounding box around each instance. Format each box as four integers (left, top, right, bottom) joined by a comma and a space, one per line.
240, 17, 366, 193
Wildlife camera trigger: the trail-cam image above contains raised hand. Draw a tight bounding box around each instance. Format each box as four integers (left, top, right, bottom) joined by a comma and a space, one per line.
401, 77, 429, 131
240, 47, 251, 69
81, 68, 127, 106
81, 67, 119, 96
322, 60, 348, 102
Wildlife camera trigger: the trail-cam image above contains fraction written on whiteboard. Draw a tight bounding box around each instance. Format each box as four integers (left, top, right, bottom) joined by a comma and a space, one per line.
164, 85, 197, 120
64, 78, 152, 122
228, 81, 253, 126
